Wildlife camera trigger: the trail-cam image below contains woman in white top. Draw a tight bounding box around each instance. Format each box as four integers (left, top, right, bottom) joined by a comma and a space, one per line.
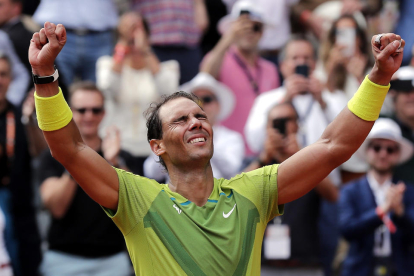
0, 207, 12, 276
97, 12, 179, 174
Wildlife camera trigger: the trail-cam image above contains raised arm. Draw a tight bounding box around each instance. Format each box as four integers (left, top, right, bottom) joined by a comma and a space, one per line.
30, 22, 119, 210
277, 33, 404, 205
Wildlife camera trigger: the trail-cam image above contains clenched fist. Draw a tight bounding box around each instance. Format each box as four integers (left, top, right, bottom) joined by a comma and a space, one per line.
368, 33, 405, 86
29, 22, 66, 76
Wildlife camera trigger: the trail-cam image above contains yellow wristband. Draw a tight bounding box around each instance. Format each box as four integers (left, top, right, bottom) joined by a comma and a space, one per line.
347, 75, 390, 121
34, 87, 73, 131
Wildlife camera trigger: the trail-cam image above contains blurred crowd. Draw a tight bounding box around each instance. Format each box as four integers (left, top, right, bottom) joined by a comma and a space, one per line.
0, 0, 414, 275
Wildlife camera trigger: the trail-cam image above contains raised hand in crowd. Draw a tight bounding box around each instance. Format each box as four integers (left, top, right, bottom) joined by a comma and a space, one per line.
284, 74, 325, 109
308, 76, 325, 109
112, 12, 159, 74
102, 125, 126, 169
382, 181, 406, 216
346, 53, 368, 82
284, 74, 309, 100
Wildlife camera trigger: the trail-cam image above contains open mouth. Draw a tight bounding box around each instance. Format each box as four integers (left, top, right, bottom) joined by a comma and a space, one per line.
188, 137, 206, 144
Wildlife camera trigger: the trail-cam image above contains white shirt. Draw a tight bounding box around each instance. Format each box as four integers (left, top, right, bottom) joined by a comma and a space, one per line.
97, 57, 180, 156
144, 125, 245, 181
244, 86, 345, 185
33, 0, 118, 31
367, 172, 393, 257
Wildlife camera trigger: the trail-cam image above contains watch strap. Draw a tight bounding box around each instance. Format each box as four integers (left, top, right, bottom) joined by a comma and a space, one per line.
32, 66, 59, 84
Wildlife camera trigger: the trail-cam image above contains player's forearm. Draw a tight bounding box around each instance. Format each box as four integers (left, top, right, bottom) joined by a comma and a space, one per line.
40, 174, 77, 219
320, 71, 391, 166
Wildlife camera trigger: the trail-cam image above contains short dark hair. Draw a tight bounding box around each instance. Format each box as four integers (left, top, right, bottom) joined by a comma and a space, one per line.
145, 91, 201, 170
267, 101, 298, 119
279, 34, 317, 62
68, 81, 105, 105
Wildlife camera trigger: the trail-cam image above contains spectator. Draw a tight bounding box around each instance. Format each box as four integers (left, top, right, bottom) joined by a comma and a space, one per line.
249, 102, 337, 276
0, 0, 32, 75
0, 31, 29, 105
318, 14, 370, 99
144, 72, 244, 181
33, 0, 118, 86
222, 0, 299, 68
97, 11, 179, 175
389, 66, 414, 183
245, 35, 345, 156
0, 207, 12, 276
0, 53, 41, 276
339, 118, 414, 276
201, 0, 280, 156
132, 0, 208, 85
37, 82, 133, 276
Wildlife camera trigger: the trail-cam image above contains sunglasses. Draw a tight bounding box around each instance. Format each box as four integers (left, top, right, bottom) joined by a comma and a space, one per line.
200, 95, 217, 104
369, 144, 400, 155
73, 107, 104, 115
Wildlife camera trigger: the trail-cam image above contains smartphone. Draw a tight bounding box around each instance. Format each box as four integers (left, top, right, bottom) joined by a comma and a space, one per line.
272, 118, 286, 136
336, 27, 356, 57
295, 64, 309, 78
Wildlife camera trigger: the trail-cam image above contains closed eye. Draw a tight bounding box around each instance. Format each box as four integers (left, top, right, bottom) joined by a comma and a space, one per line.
195, 114, 207, 120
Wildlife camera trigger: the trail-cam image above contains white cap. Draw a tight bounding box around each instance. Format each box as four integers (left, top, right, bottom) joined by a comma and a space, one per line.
180, 73, 236, 122
357, 118, 414, 164
218, 0, 268, 34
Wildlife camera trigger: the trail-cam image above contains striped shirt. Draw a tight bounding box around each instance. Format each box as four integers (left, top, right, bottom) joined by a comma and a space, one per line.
132, 0, 202, 46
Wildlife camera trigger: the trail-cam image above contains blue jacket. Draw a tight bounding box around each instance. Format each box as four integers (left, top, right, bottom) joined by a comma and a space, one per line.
339, 176, 414, 276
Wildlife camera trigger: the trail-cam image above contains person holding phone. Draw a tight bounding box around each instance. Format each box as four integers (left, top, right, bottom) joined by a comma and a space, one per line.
200, 0, 280, 157
319, 15, 371, 99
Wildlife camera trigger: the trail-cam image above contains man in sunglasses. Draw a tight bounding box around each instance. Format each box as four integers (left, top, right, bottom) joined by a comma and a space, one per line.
200, 0, 280, 156
339, 118, 414, 276
36, 82, 133, 275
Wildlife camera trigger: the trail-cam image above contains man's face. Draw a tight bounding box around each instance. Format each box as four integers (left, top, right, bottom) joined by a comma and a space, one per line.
366, 139, 400, 174
192, 88, 220, 125
0, 0, 19, 26
394, 90, 414, 122
157, 97, 214, 169
70, 90, 105, 138
280, 40, 316, 78
0, 58, 11, 102
267, 104, 299, 136
234, 16, 263, 52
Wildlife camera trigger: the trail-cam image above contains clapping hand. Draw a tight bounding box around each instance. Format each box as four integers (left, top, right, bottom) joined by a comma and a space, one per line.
102, 126, 121, 167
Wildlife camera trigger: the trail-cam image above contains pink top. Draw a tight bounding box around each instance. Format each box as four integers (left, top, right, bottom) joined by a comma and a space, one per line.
208, 47, 280, 156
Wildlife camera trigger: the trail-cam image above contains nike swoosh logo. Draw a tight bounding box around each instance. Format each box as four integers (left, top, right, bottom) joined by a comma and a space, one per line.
223, 204, 236, 218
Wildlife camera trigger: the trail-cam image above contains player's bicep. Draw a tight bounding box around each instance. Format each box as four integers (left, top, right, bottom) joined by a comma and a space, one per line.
277, 140, 338, 205
64, 145, 119, 210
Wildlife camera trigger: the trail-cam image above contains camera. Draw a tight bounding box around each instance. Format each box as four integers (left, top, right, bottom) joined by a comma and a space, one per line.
295, 64, 309, 78
272, 118, 287, 136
